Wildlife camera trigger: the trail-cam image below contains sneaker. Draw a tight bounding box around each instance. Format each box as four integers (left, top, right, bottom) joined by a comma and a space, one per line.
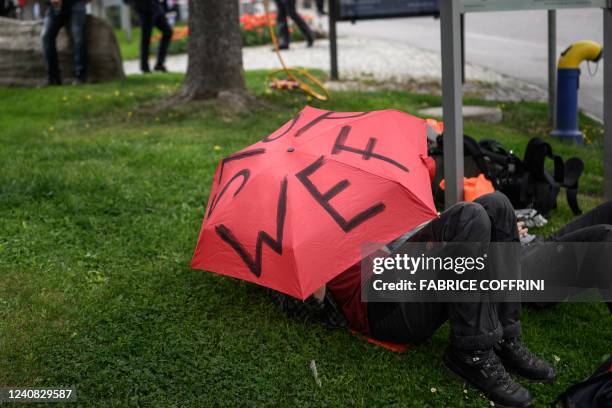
443, 347, 534, 408
495, 338, 555, 382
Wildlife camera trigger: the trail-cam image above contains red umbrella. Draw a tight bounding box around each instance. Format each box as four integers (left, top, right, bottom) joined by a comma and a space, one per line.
191, 106, 438, 300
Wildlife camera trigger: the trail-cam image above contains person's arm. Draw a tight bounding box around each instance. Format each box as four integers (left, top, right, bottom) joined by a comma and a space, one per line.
312, 285, 326, 302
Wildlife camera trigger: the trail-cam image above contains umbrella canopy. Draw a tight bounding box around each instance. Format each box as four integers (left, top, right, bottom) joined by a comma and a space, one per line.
191, 106, 438, 300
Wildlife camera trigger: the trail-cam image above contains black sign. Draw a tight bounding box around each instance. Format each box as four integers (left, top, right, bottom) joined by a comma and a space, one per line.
336, 0, 439, 21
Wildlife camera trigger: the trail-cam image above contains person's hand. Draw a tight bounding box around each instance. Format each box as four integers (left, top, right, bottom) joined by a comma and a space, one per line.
517, 221, 529, 238
312, 285, 326, 302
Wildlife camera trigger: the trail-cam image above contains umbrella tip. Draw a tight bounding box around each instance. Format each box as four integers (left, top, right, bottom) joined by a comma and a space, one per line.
287, 147, 295, 152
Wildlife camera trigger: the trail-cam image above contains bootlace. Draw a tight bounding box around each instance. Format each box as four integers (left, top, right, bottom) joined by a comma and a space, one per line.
477, 350, 514, 388
505, 338, 537, 365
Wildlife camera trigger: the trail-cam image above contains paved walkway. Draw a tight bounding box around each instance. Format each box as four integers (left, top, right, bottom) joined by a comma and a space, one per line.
124, 36, 546, 102
337, 11, 604, 120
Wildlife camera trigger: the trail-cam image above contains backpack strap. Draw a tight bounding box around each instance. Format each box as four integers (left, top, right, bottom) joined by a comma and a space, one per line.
563, 157, 584, 216
522, 137, 586, 216
524, 138, 558, 182
552, 154, 565, 184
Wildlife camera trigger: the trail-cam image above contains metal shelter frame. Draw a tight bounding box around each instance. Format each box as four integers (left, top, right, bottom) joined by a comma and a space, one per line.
440, 0, 612, 207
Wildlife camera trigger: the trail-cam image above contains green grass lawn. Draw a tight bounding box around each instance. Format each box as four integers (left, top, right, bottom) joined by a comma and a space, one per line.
1, 72, 610, 406
114, 28, 141, 61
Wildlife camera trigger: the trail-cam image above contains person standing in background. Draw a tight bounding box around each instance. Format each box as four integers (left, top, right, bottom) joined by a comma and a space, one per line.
41, 0, 88, 85
315, 0, 325, 15
273, 0, 314, 50
0, 0, 17, 17
129, 0, 172, 73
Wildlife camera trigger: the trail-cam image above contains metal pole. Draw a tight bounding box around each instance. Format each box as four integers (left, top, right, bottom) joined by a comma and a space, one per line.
461, 12, 466, 84
440, 0, 464, 208
329, 0, 339, 80
604, 6, 612, 200
548, 10, 557, 127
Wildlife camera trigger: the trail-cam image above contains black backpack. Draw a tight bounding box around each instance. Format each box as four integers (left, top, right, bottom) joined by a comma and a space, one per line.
430, 135, 492, 208
430, 136, 584, 216
514, 137, 583, 216
552, 356, 612, 407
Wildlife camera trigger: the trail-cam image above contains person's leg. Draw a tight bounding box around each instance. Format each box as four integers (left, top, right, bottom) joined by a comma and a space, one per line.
285, 0, 314, 46
274, 0, 290, 49
550, 200, 612, 240
475, 192, 555, 383
153, 12, 172, 71
69, 0, 87, 82
370, 201, 501, 347
525, 224, 612, 312
369, 200, 534, 406
557, 225, 612, 312
138, 10, 154, 72
475, 192, 521, 339
315, 0, 325, 14
415, 201, 533, 407
41, 5, 67, 84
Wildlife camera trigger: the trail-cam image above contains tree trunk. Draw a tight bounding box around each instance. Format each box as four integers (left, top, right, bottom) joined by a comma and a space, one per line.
180, 0, 245, 100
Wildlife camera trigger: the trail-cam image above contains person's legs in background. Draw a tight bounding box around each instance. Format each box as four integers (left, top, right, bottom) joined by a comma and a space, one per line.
138, 10, 154, 73
42, 4, 68, 85
550, 200, 612, 240
315, 0, 325, 15
525, 220, 612, 313
69, 0, 87, 83
285, 0, 314, 47
153, 11, 172, 72
274, 0, 290, 49
520, 200, 612, 313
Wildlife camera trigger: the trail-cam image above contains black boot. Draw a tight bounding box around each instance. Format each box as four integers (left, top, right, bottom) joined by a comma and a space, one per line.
495, 337, 555, 382
44, 77, 62, 87
154, 63, 167, 73
307, 35, 314, 47
443, 347, 534, 408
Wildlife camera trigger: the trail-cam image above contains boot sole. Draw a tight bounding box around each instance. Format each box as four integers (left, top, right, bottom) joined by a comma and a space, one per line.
495, 352, 556, 383
442, 353, 535, 408
504, 366, 556, 384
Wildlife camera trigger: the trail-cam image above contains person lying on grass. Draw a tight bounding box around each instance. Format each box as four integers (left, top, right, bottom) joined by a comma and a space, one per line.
268, 192, 612, 408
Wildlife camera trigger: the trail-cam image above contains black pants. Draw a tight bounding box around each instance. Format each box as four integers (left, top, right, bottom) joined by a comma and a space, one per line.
522, 200, 612, 306
315, 0, 324, 14
42, 0, 88, 81
274, 0, 314, 46
138, 9, 172, 71
368, 192, 520, 350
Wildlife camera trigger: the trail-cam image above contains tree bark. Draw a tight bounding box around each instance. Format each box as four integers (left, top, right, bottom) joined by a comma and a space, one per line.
180, 0, 245, 100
